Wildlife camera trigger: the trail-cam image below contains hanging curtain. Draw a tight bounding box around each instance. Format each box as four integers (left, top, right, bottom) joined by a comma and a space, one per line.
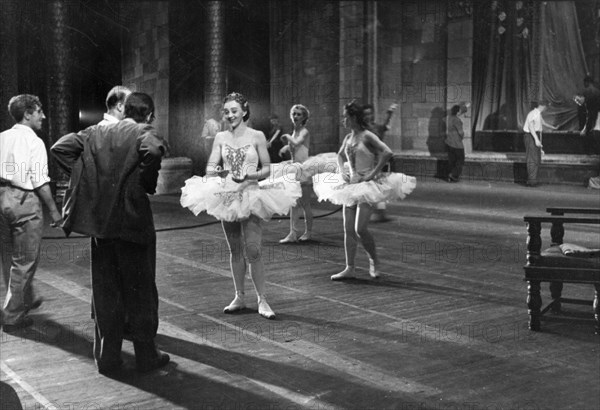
473, 1, 534, 132
473, 1, 588, 132
541, 1, 589, 130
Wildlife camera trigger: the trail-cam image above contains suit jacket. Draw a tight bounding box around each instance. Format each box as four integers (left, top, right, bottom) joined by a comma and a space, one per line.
51, 119, 166, 243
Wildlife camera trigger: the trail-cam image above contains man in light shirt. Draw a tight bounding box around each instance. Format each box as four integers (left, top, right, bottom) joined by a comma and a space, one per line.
0, 94, 63, 332
98, 86, 132, 126
522, 100, 552, 187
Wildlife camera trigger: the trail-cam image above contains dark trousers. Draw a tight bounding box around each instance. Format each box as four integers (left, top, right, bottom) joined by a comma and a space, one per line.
91, 237, 158, 367
523, 134, 541, 184
446, 145, 465, 180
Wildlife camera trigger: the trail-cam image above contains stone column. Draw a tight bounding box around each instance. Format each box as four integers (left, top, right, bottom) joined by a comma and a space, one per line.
0, 0, 18, 131
203, 1, 226, 156
47, 0, 74, 189
446, 2, 474, 153
204, 1, 226, 106
363, 1, 377, 106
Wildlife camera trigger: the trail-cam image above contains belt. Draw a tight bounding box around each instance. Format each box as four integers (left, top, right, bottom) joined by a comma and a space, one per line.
0, 179, 12, 187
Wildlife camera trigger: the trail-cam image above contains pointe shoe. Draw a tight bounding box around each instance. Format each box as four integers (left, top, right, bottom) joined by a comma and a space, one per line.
223, 292, 246, 313
369, 259, 380, 279
298, 231, 312, 241
279, 233, 298, 243
331, 267, 355, 281
257, 296, 276, 320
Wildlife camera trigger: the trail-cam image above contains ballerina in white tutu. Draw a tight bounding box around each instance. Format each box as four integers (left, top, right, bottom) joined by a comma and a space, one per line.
180, 92, 301, 319
277, 104, 315, 243
313, 101, 416, 280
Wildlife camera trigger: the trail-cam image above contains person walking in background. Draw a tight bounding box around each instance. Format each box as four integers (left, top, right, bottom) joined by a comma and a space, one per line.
445, 104, 467, 183
363, 102, 398, 222
279, 104, 314, 243
523, 100, 554, 187
0, 94, 63, 332
180, 92, 301, 320
98, 86, 132, 126
51, 92, 169, 374
313, 101, 415, 280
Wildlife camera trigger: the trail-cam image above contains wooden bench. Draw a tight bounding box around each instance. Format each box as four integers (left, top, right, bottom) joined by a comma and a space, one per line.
523, 207, 600, 334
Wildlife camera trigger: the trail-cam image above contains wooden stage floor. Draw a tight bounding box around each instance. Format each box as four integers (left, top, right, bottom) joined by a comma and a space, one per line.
1, 179, 599, 410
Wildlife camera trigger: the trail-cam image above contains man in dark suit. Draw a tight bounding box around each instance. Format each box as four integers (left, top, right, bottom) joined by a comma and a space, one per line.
51, 92, 169, 374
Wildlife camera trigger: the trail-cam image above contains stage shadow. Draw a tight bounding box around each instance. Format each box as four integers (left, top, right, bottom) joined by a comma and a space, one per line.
154, 333, 416, 408
2, 318, 280, 408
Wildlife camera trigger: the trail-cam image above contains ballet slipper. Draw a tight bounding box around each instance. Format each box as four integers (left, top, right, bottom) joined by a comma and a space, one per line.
331, 266, 355, 281
257, 295, 276, 320
279, 232, 298, 243
223, 292, 246, 313
369, 259, 380, 279
298, 231, 312, 241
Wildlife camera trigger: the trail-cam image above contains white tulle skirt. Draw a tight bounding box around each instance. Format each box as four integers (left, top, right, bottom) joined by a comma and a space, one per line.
312, 172, 416, 207
180, 175, 302, 222
269, 152, 339, 184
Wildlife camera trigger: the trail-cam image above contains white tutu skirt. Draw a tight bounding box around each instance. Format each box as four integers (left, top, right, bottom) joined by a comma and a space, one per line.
269, 152, 339, 184
312, 172, 416, 207
180, 175, 302, 222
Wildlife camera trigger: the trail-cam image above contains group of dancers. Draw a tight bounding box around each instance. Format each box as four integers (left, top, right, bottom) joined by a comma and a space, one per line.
1, 89, 415, 375
180, 93, 416, 320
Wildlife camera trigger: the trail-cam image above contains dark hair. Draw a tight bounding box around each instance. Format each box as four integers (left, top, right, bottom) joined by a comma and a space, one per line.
344, 100, 368, 129
223, 92, 250, 121
8, 94, 42, 123
450, 105, 461, 116
124, 92, 155, 123
362, 103, 374, 111
105, 86, 131, 110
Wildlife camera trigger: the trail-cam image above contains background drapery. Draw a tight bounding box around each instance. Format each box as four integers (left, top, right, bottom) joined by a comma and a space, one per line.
473, 1, 589, 132
540, 1, 589, 130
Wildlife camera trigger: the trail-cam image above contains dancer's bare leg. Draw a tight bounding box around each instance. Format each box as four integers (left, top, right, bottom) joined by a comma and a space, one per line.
280, 205, 300, 243
299, 184, 314, 241
243, 215, 275, 319
355, 203, 379, 278
331, 205, 357, 280
222, 221, 247, 312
